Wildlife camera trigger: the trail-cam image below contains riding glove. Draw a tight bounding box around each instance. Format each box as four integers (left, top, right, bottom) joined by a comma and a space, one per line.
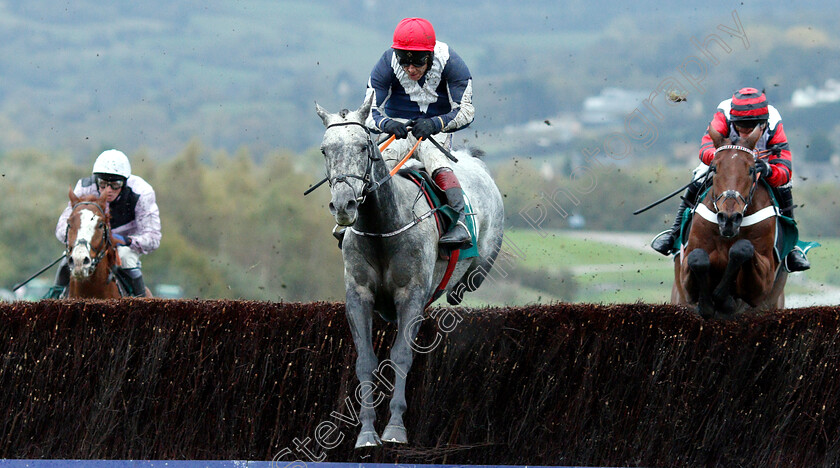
381, 119, 408, 139
755, 159, 772, 179
113, 233, 132, 246
411, 118, 442, 140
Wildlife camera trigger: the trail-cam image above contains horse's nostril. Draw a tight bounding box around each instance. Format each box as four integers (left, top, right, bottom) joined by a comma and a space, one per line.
717, 213, 727, 224
347, 199, 357, 211
82, 257, 90, 266
329, 202, 336, 213
733, 213, 743, 224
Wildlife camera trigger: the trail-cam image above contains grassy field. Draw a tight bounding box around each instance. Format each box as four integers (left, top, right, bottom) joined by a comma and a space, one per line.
458, 228, 840, 307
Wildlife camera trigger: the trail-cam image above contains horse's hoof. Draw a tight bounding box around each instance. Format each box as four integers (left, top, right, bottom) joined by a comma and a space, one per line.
381, 424, 408, 444
354, 431, 382, 449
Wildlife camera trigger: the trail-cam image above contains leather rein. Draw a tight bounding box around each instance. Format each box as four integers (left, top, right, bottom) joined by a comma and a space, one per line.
707, 144, 761, 215
321, 120, 438, 238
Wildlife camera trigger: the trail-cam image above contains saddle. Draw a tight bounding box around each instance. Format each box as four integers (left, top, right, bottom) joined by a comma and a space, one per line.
397, 168, 479, 260
676, 181, 819, 272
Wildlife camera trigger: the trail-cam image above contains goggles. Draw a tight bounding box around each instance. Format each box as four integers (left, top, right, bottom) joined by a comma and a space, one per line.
395, 49, 430, 68
96, 177, 124, 190
733, 120, 766, 131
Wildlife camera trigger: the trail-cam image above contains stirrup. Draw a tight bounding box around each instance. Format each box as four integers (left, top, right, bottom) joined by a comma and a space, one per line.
650, 229, 676, 255
439, 221, 472, 248
784, 246, 810, 273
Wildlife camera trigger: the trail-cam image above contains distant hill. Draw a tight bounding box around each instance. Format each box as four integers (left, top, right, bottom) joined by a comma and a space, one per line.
0, 0, 839, 161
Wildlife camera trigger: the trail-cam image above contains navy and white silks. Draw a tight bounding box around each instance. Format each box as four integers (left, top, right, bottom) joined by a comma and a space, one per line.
365, 41, 474, 174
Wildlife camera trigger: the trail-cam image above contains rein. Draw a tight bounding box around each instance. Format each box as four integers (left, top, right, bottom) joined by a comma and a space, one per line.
708, 144, 761, 216
65, 201, 113, 273
696, 144, 776, 228
318, 120, 436, 239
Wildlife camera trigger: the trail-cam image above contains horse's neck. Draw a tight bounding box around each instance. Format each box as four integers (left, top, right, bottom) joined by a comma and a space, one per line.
355, 157, 414, 233
746, 184, 773, 215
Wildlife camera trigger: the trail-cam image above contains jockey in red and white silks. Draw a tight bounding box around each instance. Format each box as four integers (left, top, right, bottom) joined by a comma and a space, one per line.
651, 88, 810, 272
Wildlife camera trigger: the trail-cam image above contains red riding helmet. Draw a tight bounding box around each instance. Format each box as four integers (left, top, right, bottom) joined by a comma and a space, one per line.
730, 87, 769, 123
392, 18, 436, 51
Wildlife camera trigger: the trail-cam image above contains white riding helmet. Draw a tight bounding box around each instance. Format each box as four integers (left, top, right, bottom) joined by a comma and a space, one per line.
92, 149, 131, 179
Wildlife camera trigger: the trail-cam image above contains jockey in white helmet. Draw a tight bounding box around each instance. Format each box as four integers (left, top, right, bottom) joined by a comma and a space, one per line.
51, 149, 161, 297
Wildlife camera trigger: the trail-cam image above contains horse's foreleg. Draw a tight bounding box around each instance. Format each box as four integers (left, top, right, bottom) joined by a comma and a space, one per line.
685, 249, 714, 319
380, 291, 427, 444
344, 288, 381, 449
713, 239, 754, 316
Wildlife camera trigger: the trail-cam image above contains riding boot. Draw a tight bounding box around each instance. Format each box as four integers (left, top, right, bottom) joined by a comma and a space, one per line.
47, 258, 70, 298
122, 267, 147, 297
651, 179, 704, 256
776, 185, 810, 272
333, 225, 346, 250
433, 168, 473, 249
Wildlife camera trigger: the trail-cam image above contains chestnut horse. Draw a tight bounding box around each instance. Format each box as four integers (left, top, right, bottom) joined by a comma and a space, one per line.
672, 126, 786, 318
65, 190, 122, 298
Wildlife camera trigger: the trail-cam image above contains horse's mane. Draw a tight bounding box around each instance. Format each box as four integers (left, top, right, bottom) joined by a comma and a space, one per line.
468, 147, 486, 159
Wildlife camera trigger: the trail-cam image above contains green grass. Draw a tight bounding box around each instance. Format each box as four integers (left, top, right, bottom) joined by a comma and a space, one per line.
486, 228, 838, 306
504, 229, 661, 268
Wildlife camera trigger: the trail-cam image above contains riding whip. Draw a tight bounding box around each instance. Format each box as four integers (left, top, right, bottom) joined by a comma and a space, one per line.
13, 253, 65, 291
425, 136, 459, 163
633, 179, 700, 215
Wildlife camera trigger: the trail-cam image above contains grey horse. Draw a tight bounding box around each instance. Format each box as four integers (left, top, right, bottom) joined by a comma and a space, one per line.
315, 95, 504, 448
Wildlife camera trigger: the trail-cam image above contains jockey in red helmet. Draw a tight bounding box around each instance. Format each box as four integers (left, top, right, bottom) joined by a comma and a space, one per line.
356, 17, 475, 249
650, 87, 810, 272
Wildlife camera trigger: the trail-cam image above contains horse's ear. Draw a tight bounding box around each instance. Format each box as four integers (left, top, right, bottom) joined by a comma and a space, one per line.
708, 125, 727, 148
354, 92, 374, 122
97, 190, 109, 207
69, 187, 79, 205
742, 123, 763, 150
315, 101, 336, 127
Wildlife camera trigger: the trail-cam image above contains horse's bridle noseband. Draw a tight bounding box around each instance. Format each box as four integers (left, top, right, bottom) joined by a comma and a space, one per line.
323, 121, 383, 205
66, 201, 112, 271
708, 144, 760, 215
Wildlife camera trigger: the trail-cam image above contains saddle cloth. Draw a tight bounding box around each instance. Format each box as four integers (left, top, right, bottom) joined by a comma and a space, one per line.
399, 168, 479, 260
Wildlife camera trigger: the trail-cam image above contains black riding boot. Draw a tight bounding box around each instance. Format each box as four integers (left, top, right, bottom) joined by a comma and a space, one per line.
433, 168, 472, 249
333, 225, 346, 250
776, 185, 810, 272
651, 179, 704, 255
47, 258, 70, 298
123, 267, 147, 297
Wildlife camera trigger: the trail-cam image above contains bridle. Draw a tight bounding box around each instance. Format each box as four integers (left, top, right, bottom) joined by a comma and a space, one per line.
322, 121, 384, 205
320, 120, 440, 239
65, 201, 112, 272
708, 144, 760, 215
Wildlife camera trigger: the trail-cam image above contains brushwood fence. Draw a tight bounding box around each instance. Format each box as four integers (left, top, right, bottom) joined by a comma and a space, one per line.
0, 299, 838, 466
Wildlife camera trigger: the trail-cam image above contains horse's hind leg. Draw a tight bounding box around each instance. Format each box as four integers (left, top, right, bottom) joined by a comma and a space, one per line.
686, 249, 714, 319
345, 289, 382, 448
381, 294, 426, 444
713, 239, 754, 316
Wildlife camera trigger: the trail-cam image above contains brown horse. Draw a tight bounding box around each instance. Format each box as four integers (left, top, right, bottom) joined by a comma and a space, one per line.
672, 126, 786, 318
65, 190, 122, 298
